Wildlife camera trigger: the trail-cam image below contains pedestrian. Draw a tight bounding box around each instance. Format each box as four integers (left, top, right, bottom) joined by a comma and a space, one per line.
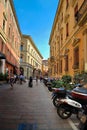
9, 73, 15, 89
19, 74, 23, 84
40, 76, 43, 82
36, 75, 38, 83
6, 71, 9, 83
28, 76, 33, 87
14, 74, 19, 83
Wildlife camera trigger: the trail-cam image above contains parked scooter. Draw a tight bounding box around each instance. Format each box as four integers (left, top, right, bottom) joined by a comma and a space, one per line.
56, 86, 87, 119
78, 109, 87, 130
51, 87, 67, 107
57, 97, 83, 119
51, 83, 81, 108
46, 81, 52, 91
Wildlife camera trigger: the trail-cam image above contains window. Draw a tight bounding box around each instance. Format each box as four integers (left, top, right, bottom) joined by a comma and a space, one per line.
66, 23, 69, 37
57, 63, 59, 74
54, 65, 56, 74
20, 45, 23, 51
74, 3, 78, 21
20, 55, 23, 62
66, 0, 69, 9
3, 19, 5, 31
31, 58, 32, 65
1, 41, 4, 52
28, 56, 30, 62
28, 45, 30, 52
58, 23, 60, 30
73, 47, 79, 69
5, 0, 7, 7
61, 33, 63, 46
8, 27, 10, 38
12, 34, 14, 43
60, 60, 62, 73
62, 12, 63, 21
55, 42, 56, 54
33, 60, 34, 66
65, 55, 68, 71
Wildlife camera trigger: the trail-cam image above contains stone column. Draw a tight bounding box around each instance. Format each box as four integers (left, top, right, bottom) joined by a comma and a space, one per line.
83, 29, 87, 72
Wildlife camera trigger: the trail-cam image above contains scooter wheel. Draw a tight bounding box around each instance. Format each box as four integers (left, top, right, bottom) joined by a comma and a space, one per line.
53, 96, 60, 107
48, 86, 52, 92
57, 104, 72, 119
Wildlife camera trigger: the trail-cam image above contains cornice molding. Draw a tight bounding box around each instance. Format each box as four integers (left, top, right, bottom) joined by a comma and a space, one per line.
9, 0, 21, 36
49, 0, 63, 45
22, 34, 43, 59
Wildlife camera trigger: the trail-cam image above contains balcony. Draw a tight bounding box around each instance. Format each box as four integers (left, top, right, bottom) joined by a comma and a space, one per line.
75, 0, 87, 26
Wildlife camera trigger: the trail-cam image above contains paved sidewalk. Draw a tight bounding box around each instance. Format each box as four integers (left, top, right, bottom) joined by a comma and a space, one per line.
0, 80, 7, 85
0, 80, 78, 130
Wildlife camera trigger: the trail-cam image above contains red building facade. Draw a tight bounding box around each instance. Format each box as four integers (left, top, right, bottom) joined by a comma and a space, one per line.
0, 0, 21, 75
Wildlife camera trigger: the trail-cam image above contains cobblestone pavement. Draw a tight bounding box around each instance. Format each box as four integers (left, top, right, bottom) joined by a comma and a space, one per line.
0, 80, 79, 130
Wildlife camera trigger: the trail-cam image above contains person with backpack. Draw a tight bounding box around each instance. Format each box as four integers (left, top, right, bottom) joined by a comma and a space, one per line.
28, 76, 33, 87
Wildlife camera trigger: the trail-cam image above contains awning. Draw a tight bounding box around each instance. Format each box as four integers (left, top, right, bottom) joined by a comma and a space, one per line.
0, 52, 6, 59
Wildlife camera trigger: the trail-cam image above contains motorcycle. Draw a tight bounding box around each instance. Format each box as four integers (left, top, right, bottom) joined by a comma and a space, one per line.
56, 86, 87, 119
57, 97, 82, 119
51, 87, 67, 107
78, 106, 87, 130
50, 83, 80, 108
46, 81, 53, 91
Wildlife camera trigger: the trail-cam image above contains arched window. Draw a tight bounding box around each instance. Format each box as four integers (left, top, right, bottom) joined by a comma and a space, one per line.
20, 55, 23, 62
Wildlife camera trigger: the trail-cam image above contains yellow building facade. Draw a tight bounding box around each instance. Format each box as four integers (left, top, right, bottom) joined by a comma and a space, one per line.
49, 0, 87, 78
20, 35, 43, 78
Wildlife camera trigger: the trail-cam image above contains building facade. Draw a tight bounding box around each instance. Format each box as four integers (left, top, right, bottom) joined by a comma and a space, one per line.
49, 0, 87, 78
42, 59, 48, 77
0, 0, 21, 75
20, 35, 43, 78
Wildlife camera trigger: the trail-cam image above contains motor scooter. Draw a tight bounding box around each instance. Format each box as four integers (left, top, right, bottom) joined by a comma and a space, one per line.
57, 97, 82, 119
56, 86, 87, 119
51, 87, 67, 107
51, 83, 81, 108
78, 106, 87, 130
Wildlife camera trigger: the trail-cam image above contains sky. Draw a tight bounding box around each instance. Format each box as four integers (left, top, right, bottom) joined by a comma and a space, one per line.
13, 0, 59, 59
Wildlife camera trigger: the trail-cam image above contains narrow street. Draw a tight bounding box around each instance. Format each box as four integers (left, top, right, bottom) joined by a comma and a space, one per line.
0, 80, 79, 130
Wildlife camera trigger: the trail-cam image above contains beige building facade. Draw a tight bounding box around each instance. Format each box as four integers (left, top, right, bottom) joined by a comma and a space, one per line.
49, 0, 87, 78
20, 35, 43, 78
0, 0, 21, 75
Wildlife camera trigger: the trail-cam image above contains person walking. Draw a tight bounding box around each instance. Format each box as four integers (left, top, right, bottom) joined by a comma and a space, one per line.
40, 76, 43, 82
28, 76, 33, 87
19, 74, 23, 84
9, 73, 15, 89
36, 75, 38, 84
